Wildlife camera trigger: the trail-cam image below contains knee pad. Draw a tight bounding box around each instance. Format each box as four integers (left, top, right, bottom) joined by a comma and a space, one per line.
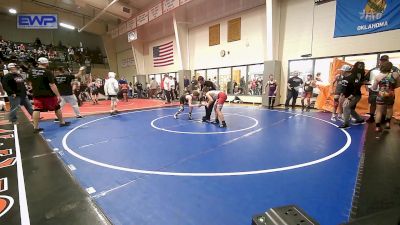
55, 104, 61, 111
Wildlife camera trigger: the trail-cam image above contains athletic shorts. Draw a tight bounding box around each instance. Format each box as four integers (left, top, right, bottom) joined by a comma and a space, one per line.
368, 90, 378, 104
302, 92, 312, 98
33, 96, 60, 112
108, 95, 117, 101
376, 91, 395, 106
217, 92, 227, 105
179, 96, 187, 105
92, 89, 99, 95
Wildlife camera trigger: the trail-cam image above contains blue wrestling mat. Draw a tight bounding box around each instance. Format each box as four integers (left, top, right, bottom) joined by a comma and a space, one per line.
39, 106, 366, 225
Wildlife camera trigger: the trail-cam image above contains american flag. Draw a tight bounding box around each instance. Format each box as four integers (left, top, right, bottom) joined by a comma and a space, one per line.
153, 41, 174, 67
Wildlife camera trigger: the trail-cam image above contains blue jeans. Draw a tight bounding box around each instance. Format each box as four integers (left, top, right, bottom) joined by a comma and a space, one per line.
9, 95, 33, 122
343, 95, 363, 126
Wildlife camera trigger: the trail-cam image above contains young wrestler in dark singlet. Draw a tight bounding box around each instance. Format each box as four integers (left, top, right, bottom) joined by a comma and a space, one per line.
174, 90, 201, 120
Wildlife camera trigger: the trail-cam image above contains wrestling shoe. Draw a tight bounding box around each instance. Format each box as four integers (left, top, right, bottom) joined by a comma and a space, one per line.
219, 121, 227, 128
338, 124, 350, 129
174, 113, 178, 119
60, 121, 71, 127
211, 119, 219, 124
188, 114, 192, 120
33, 128, 44, 133
366, 116, 375, 123
353, 119, 366, 125
202, 117, 210, 123
330, 115, 337, 122
384, 121, 391, 129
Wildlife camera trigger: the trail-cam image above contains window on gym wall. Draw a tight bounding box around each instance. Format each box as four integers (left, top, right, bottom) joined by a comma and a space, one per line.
247, 64, 264, 95
381, 52, 400, 68
206, 69, 218, 84
168, 72, 178, 88
288, 60, 313, 95
344, 54, 378, 70
314, 58, 334, 84
148, 74, 155, 83
232, 66, 247, 95
195, 70, 206, 80
168, 72, 178, 80
150, 74, 162, 85
218, 67, 232, 93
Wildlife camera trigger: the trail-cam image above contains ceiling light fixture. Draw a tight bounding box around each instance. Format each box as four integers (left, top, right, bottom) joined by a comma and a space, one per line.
9, 8, 17, 14
60, 22, 75, 30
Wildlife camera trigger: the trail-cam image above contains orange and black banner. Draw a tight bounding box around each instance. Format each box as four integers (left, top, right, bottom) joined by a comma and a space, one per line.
0, 117, 21, 224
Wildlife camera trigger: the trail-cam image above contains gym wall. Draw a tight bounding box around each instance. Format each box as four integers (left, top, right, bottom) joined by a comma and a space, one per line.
188, 5, 266, 70
117, 49, 137, 83
279, 0, 400, 103
144, 35, 180, 74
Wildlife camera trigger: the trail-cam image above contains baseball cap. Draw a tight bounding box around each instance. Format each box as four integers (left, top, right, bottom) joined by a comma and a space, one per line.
339, 65, 352, 72
38, 57, 49, 64
380, 55, 389, 61
7, 63, 17, 69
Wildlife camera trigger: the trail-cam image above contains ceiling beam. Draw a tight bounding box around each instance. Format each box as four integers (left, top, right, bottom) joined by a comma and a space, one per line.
78, 0, 120, 32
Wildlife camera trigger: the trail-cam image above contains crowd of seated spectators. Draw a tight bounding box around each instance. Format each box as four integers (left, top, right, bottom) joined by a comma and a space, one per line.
0, 36, 104, 66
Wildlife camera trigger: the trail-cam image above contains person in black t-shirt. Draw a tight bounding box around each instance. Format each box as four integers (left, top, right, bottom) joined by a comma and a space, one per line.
173, 77, 179, 99
198, 76, 217, 122
55, 66, 84, 119
285, 71, 303, 109
27, 57, 70, 133
2, 63, 33, 123
339, 62, 366, 129
136, 81, 143, 98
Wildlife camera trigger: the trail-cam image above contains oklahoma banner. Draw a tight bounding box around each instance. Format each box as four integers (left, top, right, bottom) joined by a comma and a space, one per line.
334, 0, 400, 37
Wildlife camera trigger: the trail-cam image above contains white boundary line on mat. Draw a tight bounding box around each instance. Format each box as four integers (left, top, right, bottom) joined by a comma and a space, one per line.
61, 108, 351, 177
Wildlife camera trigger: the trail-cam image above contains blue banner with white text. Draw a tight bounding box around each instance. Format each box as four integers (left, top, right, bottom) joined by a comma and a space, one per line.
334, 0, 400, 37
17, 14, 58, 29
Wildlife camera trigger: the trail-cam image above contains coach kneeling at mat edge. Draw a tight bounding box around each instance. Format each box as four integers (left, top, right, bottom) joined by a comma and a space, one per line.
28, 57, 70, 133
2, 63, 33, 123
198, 76, 217, 122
